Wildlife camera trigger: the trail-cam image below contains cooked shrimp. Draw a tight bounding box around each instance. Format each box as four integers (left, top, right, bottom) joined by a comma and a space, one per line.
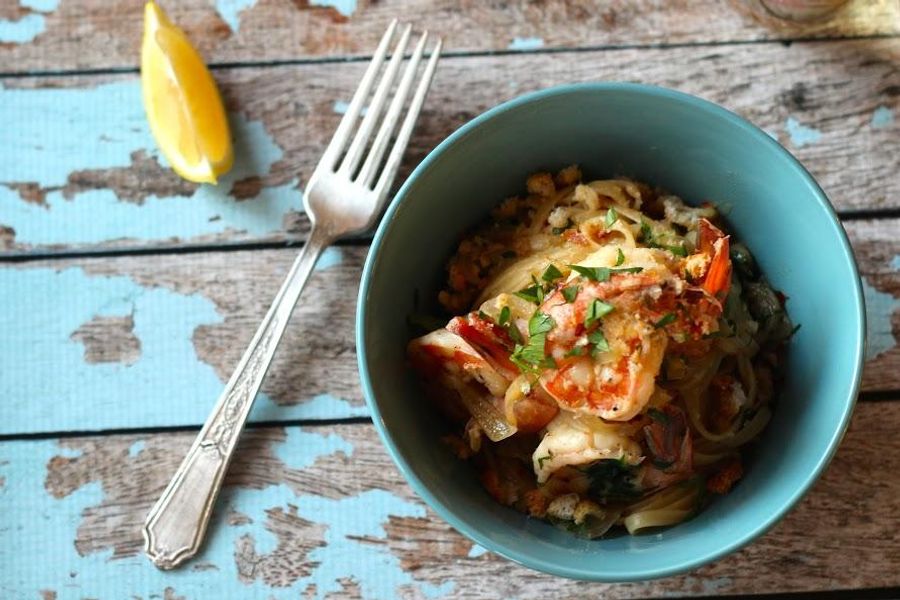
408, 328, 517, 441
532, 411, 643, 483
535, 270, 670, 421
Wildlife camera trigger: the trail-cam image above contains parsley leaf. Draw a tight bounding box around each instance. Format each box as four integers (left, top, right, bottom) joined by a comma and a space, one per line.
478, 310, 490, 322
498, 306, 511, 326
537, 450, 554, 469
506, 323, 524, 344
654, 313, 676, 329
639, 220, 653, 244
541, 263, 564, 282
588, 329, 610, 356
585, 299, 614, 328
514, 279, 545, 304
569, 264, 644, 282
605, 207, 618, 228
615, 248, 625, 266
561, 285, 580, 303
510, 333, 549, 373
667, 244, 688, 257
564, 346, 584, 357
528, 311, 556, 336
569, 264, 608, 281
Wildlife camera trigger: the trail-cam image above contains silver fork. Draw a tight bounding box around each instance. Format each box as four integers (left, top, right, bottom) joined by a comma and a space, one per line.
142, 21, 441, 570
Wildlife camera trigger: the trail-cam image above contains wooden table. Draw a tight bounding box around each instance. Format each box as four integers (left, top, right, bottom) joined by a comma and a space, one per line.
0, 1, 898, 598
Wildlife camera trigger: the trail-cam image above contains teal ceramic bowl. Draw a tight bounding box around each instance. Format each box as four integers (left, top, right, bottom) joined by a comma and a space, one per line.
356, 83, 865, 580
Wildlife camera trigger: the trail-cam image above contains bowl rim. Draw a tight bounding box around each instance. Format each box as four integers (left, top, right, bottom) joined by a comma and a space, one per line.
356, 81, 865, 581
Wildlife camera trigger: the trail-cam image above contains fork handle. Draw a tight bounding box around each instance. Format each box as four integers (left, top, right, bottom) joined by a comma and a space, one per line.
142, 224, 334, 570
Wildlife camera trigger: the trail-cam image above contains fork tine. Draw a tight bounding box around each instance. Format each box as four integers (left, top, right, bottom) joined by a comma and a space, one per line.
357, 31, 428, 188
318, 19, 397, 172
374, 37, 442, 199
338, 24, 412, 177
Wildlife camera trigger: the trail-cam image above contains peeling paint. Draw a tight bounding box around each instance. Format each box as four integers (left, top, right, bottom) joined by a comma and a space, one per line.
127, 440, 145, 458
311, 0, 357, 17
1, 267, 365, 435
272, 427, 353, 471
314, 247, 343, 271
0, 0, 59, 44
214, 0, 257, 33
0, 81, 300, 247
0, 431, 451, 599
862, 277, 899, 360
785, 117, 822, 147
871, 105, 894, 129
508, 36, 544, 51
467, 543, 488, 558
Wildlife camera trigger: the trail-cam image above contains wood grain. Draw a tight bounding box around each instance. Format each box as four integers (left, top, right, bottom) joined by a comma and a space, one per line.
1, 0, 898, 73
1, 217, 896, 436
1, 37, 897, 254
5, 399, 897, 598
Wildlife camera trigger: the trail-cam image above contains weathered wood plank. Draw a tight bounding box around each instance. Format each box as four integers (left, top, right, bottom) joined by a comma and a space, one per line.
0, 217, 896, 436
0, 38, 897, 254
1, 400, 897, 598
1, 0, 898, 73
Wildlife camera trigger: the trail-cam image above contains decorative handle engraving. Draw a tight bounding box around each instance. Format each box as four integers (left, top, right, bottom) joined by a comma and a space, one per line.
143, 227, 332, 569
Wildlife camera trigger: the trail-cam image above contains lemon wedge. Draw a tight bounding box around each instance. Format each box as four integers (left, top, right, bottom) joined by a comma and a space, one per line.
141, 1, 233, 184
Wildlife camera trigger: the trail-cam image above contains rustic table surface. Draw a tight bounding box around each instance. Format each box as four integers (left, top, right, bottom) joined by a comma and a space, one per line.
1, 0, 898, 598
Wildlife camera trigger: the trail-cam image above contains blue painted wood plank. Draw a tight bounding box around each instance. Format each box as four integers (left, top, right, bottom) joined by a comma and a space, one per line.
0, 427, 457, 600
0, 79, 302, 250
0, 253, 367, 436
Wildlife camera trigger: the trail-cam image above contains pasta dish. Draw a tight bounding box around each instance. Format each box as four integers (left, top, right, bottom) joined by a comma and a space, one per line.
408, 166, 795, 538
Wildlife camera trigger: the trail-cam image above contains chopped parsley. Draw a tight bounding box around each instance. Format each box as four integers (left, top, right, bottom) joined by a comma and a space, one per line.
568, 264, 644, 282
605, 207, 618, 228
510, 312, 557, 373
498, 306, 511, 326
584, 299, 614, 328
528, 311, 556, 336
541, 263, 564, 282
588, 329, 610, 356
639, 220, 653, 243
564, 346, 584, 357
654, 313, 677, 329
615, 247, 625, 266
537, 450, 554, 469
506, 323, 524, 344
561, 285, 580, 303
514, 280, 544, 304
667, 244, 688, 257
478, 310, 490, 322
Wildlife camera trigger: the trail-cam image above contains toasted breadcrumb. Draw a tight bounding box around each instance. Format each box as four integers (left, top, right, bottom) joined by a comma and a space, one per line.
526, 172, 556, 197
554, 164, 582, 187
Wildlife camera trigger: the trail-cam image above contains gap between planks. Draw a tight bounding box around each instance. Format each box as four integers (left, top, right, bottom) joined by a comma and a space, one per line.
1, 31, 898, 81
0, 391, 894, 443
1, 208, 897, 264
